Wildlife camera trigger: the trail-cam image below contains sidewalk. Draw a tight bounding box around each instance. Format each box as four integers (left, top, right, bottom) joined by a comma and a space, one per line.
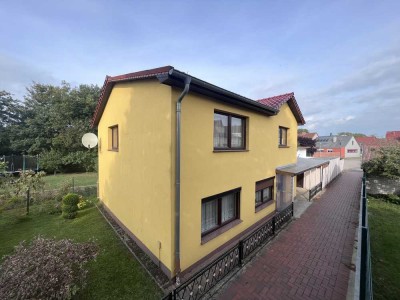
217, 170, 362, 300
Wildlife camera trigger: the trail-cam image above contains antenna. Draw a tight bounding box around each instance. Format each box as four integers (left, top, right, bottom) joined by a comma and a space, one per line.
82, 133, 98, 149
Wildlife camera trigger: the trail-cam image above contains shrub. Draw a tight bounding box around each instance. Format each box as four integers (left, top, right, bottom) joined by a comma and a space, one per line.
62, 193, 79, 219
0, 236, 98, 300
77, 196, 95, 210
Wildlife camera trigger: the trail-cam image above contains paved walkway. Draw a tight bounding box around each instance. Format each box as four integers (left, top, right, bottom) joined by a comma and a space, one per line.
218, 170, 362, 300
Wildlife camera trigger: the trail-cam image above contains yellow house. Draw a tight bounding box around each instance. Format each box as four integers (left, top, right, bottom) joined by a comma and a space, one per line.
92, 66, 305, 280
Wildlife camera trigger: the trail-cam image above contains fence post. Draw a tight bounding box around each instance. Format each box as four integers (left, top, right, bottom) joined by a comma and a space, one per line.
72, 177, 75, 193
291, 202, 294, 217
272, 216, 276, 235
26, 188, 30, 215
238, 240, 244, 266
36, 154, 39, 172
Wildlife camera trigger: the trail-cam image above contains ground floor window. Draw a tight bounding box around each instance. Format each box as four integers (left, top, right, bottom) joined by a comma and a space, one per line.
255, 177, 274, 208
201, 188, 240, 235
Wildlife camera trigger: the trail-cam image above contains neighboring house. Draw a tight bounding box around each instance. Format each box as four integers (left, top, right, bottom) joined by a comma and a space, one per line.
298, 132, 318, 140
314, 135, 361, 158
356, 136, 399, 162
386, 131, 400, 141
297, 147, 308, 158
92, 66, 307, 280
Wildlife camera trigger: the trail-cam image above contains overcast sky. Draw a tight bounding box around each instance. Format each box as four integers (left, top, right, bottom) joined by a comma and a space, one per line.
1, 0, 399, 136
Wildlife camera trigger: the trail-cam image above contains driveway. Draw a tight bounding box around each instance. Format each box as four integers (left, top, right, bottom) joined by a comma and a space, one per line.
216, 170, 362, 299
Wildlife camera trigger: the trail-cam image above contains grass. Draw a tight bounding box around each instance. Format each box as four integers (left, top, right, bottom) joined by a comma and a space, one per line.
43, 172, 98, 190
0, 204, 162, 299
368, 197, 400, 300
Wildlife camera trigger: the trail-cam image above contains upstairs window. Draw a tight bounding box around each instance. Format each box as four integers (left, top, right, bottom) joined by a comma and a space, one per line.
109, 125, 119, 151
279, 126, 288, 147
214, 112, 245, 150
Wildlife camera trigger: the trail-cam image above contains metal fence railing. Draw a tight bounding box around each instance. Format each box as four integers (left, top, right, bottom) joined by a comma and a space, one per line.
354, 174, 373, 300
309, 182, 322, 200
163, 203, 294, 300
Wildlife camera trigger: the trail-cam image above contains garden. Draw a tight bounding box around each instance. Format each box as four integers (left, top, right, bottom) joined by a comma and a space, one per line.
363, 146, 400, 299
0, 168, 161, 299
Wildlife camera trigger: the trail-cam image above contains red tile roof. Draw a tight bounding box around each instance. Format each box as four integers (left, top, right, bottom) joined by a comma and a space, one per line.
257, 92, 305, 125
299, 132, 318, 140
386, 131, 400, 141
92, 66, 173, 126
355, 136, 381, 146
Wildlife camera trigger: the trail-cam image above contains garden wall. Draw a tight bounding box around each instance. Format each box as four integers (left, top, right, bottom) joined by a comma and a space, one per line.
366, 176, 400, 195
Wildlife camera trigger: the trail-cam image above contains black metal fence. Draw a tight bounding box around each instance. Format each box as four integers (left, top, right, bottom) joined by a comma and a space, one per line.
163, 203, 294, 300
1, 155, 39, 173
309, 182, 322, 200
356, 174, 373, 300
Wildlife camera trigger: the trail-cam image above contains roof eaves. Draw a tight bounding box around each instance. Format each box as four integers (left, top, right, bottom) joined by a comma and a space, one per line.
91, 66, 173, 127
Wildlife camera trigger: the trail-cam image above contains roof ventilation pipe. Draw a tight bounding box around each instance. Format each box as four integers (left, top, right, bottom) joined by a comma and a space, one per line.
169, 68, 191, 285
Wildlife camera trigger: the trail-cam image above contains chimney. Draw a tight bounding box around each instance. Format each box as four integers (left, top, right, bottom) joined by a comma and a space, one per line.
333, 136, 337, 143
330, 133, 332, 136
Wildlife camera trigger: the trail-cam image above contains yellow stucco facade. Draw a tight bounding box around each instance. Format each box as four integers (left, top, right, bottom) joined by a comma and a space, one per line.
97, 79, 298, 278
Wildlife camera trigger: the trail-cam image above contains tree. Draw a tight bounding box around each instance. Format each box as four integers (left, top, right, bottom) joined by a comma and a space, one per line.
298, 128, 309, 134
0, 91, 23, 155
11, 82, 101, 172
362, 146, 400, 178
298, 136, 317, 156
337, 132, 366, 137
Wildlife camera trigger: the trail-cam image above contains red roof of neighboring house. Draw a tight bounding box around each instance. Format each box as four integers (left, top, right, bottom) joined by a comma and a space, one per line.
299, 132, 318, 140
257, 92, 305, 125
355, 136, 381, 146
386, 131, 400, 141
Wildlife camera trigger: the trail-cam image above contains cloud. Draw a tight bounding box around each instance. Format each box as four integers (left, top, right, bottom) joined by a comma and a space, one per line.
0, 54, 57, 99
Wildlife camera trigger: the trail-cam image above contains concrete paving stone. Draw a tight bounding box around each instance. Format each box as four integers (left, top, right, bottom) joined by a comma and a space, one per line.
217, 170, 361, 300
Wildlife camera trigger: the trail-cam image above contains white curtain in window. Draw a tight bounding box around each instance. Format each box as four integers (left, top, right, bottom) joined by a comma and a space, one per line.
214, 114, 228, 148
221, 193, 236, 222
262, 187, 271, 202
202, 201, 217, 233
231, 117, 243, 148
255, 190, 262, 205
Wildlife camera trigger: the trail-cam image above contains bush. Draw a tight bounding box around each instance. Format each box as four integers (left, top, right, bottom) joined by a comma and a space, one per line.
77, 196, 95, 210
0, 236, 98, 300
62, 193, 79, 219
369, 194, 400, 205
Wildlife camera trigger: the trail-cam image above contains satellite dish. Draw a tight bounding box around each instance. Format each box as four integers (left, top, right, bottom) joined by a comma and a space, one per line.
82, 133, 98, 149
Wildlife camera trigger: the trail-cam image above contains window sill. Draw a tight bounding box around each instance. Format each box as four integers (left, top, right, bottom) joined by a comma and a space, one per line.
213, 149, 249, 153
108, 149, 119, 152
255, 200, 274, 213
201, 219, 242, 244
278, 145, 290, 148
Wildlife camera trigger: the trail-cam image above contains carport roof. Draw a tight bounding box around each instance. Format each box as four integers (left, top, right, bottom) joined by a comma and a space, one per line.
276, 158, 330, 176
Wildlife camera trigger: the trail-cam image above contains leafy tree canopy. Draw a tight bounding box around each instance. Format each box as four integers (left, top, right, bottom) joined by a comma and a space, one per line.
337, 132, 366, 137
362, 146, 400, 179
2, 82, 100, 172
298, 128, 309, 134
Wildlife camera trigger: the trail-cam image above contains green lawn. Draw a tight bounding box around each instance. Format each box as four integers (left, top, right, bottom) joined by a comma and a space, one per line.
43, 172, 98, 190
369, 197, 400, 300
0, 205, 162, 299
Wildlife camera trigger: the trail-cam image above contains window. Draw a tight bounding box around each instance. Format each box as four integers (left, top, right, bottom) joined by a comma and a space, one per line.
255, 177, 274, 209
201, 188, 240, 235
109, 125, 119, 151
347, 149, 358, 153
327, 149, 333, 153
214, 112, 245, 150
279, 127, 288, 146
